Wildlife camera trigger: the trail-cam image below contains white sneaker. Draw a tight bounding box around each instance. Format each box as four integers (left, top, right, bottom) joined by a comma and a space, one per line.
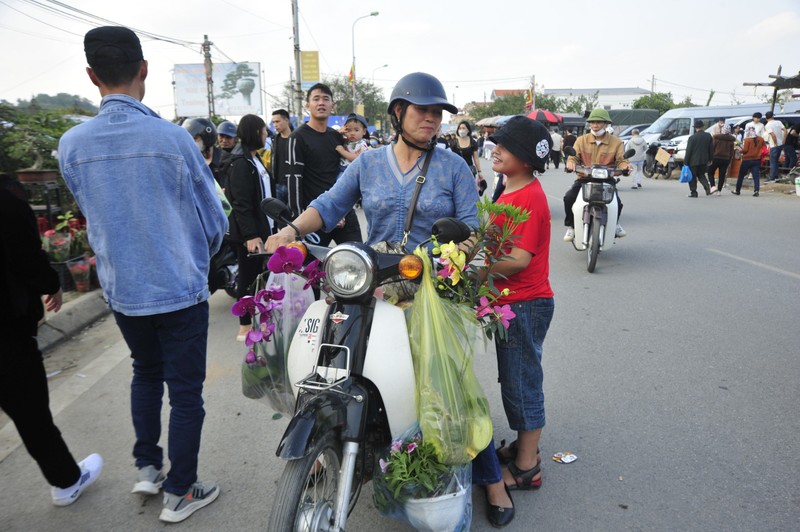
563, 228, 575, 242
132, 465, 166, 495
159, 481, 220, 523
615, 224, 627, 238
51, 453, 103, 507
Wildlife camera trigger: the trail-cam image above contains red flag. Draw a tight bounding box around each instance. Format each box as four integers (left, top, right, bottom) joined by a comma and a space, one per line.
348, 64, 354, 86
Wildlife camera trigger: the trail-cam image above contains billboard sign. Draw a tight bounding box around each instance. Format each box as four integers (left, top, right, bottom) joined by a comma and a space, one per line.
300, 51, 320, 90
174, 62, 262, 117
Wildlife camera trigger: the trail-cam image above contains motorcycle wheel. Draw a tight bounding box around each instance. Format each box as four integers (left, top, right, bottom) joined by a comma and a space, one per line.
587, 221, 601, 273
268, 431, 343, 532
224, 276, 238, 299
643, 159, 655, 178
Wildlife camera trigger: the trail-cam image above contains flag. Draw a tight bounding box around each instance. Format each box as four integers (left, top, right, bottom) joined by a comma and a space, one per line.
524, 89, 533, 111
349, 64, 354, 87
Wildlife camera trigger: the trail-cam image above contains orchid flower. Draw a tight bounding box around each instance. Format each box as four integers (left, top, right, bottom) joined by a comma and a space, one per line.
245, 329, 264, 347
231, 296, 258, 317
245, 350, 256, 365
301, 259, 326, 290
406, 442, 417, 454
267, 246, 305, 274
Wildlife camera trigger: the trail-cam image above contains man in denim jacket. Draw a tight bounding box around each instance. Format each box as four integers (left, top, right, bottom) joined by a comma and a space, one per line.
58, 26, 227, 524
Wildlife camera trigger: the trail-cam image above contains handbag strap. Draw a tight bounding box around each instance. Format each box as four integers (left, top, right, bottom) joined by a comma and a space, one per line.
401, 149, 434, 248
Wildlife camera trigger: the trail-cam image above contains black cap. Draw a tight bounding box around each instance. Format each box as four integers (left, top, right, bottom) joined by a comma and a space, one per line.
765, 111, 774, 119
695, 120, 705, 129
84, 26, 143, 67
489, 116, 553, 173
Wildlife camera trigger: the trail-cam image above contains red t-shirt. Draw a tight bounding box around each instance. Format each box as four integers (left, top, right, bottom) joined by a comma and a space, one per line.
493, 179, 554, 303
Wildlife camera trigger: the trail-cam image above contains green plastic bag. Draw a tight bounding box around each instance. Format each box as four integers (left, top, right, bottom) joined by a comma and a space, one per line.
407, 249, 493, 465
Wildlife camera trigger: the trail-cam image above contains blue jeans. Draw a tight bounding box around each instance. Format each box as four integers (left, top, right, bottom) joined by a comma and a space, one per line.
736, 159, 761, 193
495, 298, 555, 431
113, 302, 209, 495
472, 438, 501, 485
274, 183, 288, 204
769, 146, 782, 180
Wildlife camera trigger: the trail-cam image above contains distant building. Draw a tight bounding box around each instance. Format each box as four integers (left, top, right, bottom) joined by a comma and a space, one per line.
544, 87, 652, 109
490, 89, 528, 100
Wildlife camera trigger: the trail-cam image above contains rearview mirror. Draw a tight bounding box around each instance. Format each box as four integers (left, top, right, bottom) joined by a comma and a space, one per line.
623, 149, 636, 159
432, 217, 471, 244
563, 146, 576, 157
260, 198, 292, 223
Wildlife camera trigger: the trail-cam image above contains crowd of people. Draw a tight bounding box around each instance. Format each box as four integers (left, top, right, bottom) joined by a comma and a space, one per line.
11, 21, 799, 531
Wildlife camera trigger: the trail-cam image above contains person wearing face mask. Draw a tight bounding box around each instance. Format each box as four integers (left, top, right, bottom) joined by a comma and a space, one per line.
451, 120, 487, 194
563, 108, 629, 242
368, 134, 380, 149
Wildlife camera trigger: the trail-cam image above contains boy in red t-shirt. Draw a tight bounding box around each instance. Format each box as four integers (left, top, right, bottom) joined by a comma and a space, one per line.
486, 116, 555, 508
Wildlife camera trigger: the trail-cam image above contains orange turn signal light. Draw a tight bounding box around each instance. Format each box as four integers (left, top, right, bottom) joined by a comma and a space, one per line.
398, 255, 423, 280
286, 241, 307, 260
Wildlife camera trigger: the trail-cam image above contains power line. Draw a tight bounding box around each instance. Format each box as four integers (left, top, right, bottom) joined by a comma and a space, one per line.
0, 0, 84, 36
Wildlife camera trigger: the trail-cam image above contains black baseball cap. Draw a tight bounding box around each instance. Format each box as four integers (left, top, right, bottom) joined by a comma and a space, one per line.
84, 26, 143, 67
490, 116, 553, 173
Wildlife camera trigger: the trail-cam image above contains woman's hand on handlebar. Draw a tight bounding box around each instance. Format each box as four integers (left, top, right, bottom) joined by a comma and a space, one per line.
246, 237, 264, 254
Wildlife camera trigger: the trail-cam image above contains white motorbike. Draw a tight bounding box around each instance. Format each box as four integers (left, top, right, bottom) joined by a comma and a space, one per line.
565, 147, 635, 272
259, 198, 471, 531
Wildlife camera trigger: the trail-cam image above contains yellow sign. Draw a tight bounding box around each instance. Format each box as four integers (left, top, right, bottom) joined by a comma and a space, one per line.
300, 51, 319, 89
655, 147, 671, 166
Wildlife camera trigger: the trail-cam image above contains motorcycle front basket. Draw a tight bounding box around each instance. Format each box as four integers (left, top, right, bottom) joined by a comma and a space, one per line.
581, 182, 615, 204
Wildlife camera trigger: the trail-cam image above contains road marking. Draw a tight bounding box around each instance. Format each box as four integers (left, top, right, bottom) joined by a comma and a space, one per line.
707, 248, 800, 280
0, 339, 130, 462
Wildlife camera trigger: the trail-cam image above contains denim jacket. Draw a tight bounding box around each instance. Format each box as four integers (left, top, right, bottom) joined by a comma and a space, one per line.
59, 95, 228, 316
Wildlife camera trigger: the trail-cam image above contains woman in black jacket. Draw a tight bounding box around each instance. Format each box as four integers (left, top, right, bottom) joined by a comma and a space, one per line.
225, 115, 273, 341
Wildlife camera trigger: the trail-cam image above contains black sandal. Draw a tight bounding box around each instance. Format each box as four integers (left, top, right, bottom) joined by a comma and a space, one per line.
496, 439, 539, 466
506, 460, 542, 491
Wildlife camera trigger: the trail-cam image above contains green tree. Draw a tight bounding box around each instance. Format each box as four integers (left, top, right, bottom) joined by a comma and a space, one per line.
469, 95, 527, 120
632, 92, 677, 115
560, 92, 600, 114
0, 103, 76, 172
15, 93, 98, 114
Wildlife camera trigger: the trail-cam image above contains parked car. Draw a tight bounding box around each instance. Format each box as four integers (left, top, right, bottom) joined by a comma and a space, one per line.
617, 123, 651, 142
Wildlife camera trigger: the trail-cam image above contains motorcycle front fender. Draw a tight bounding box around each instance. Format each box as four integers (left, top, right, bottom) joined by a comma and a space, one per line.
276, 392, 346, 460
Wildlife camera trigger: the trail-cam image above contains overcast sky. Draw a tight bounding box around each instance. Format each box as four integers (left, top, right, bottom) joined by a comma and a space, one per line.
2, 0, 799, 119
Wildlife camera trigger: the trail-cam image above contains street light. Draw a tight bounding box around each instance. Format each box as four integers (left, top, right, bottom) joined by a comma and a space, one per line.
351, 11, 379, 112
372, 64, 388, 83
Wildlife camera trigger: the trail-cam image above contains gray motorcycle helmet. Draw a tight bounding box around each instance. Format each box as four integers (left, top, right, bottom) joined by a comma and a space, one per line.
387, 72, 457, 115
182, 118, 217, 150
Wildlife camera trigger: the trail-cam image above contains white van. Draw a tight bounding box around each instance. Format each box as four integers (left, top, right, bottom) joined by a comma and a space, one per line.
640, 102, 800, 147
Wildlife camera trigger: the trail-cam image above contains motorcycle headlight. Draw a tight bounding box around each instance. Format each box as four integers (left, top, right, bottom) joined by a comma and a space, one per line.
590, 168, 609, 179
323, 244, 375, 298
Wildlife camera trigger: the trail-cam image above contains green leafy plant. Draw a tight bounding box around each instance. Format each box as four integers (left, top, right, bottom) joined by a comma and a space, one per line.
430, 196, 530, 340
379, 433, 452, 501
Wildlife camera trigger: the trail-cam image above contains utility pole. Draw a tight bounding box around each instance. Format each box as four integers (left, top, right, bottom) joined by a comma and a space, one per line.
291, 0, 304, 125
202, 35, 215, 117
651, 74, 655, 93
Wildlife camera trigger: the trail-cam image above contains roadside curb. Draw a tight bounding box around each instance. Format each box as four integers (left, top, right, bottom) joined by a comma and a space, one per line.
37, 291, 110, 353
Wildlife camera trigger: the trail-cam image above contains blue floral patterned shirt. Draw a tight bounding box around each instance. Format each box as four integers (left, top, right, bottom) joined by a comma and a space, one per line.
309, 144, 479, 250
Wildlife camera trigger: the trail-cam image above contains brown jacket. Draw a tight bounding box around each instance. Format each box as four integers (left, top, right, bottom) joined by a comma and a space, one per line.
567, 132, 628, 170
712, 134, 735, 160
741, 136, 764, 161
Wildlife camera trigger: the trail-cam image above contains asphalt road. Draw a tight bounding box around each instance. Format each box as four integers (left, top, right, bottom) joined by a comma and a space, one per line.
1, 161, 798, 531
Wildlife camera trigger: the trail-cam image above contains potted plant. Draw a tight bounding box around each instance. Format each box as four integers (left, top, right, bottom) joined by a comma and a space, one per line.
373, 431, 470, 532
67, 256, 91, 292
